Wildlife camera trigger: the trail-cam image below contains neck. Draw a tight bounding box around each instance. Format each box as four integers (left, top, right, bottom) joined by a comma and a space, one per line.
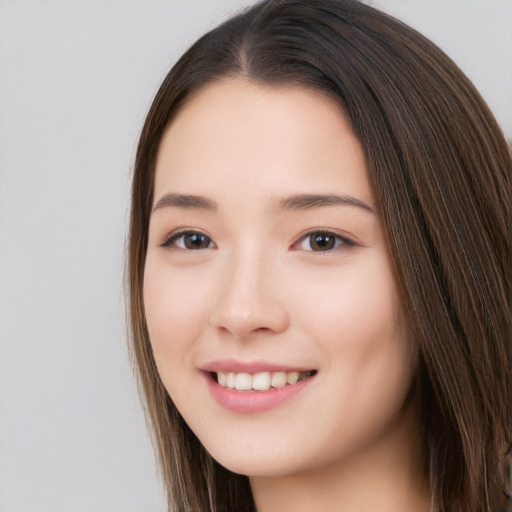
249, 405, 431, 512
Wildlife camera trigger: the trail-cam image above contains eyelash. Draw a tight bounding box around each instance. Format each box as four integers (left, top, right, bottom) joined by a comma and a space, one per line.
161, 230, 215, 250
161, 229, 356, 252
293, 229, 356, 252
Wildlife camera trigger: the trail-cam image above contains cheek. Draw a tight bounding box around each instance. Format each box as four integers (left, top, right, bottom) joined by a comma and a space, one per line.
290, 254, 405, 349
142, 258, 211, 368
289, 255, 414, 428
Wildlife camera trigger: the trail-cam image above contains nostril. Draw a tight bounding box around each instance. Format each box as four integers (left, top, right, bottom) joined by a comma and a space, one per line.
208, 282, 290, 338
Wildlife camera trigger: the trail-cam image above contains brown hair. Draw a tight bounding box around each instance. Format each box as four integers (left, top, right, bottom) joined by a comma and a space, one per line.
127, 1, 512, 510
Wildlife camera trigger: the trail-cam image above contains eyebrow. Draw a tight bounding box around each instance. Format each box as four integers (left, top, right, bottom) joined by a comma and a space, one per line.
276, 193, 375, 213
151, 192, 375, 214
152, 193, 217, 212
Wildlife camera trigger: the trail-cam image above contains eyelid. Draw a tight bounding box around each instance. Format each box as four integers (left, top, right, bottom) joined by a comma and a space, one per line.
291, 229, 358, 251
159, 228, 357, 251
161, 228, 216, 249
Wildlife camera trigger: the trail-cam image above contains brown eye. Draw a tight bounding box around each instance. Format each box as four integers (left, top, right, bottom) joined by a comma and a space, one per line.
183, 233, 212, 249
295, 231, 354, 252
309, 232, 336, 251
163, 231, 214, 250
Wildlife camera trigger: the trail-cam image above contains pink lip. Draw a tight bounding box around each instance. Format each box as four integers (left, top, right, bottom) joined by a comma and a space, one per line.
202, 358, 311, 373
200, 360, 316, 414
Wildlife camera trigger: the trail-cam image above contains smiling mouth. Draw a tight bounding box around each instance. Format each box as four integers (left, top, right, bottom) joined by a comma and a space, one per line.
211, 370, 317, 392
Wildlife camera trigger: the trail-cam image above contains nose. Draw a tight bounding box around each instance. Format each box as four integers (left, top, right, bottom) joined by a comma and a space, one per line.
209, 253, 290, 339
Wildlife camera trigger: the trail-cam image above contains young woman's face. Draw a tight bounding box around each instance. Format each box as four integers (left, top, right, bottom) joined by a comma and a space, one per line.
144, 79, 417, 480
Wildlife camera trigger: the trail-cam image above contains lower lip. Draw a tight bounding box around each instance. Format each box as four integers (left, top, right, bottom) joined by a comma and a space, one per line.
203, 373, 314, 414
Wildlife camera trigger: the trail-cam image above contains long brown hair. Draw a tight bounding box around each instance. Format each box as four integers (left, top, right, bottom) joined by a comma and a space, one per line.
128, 1, 512, 510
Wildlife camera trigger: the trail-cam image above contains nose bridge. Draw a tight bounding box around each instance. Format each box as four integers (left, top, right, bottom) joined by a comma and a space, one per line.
210, 242, 289, 337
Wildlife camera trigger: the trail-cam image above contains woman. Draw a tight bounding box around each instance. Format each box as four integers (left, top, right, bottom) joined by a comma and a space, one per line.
128, 1, 511, 510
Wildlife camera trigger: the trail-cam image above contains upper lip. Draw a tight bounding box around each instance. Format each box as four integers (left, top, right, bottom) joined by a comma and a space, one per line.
201, 359, 315, 374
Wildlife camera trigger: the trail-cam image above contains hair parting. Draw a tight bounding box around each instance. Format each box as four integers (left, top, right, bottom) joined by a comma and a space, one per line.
128, 1, 511, 510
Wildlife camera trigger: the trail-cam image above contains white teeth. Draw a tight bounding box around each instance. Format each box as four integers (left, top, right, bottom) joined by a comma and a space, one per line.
253, 372, 271, 391
287, 371, 299, 385
235, 373, 252, 391
270, 371, 287, 388
217, 371, 227, 387
216, 370, 312, 391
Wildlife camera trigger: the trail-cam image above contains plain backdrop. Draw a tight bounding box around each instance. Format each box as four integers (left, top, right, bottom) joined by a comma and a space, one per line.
0, 1, 510, 511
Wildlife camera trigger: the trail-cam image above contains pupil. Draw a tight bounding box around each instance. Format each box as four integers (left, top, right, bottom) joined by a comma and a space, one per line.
185, 233, 209, 249
311, 233, 335, 251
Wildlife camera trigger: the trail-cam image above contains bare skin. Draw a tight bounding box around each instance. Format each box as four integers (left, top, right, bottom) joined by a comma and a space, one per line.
144, 78, 431, 512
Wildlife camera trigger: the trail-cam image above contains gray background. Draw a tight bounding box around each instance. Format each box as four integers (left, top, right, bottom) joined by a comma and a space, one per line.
0, 1, 510, 511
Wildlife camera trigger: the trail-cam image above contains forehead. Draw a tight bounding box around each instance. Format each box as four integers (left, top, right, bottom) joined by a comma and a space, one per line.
153, 78, 373, 208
